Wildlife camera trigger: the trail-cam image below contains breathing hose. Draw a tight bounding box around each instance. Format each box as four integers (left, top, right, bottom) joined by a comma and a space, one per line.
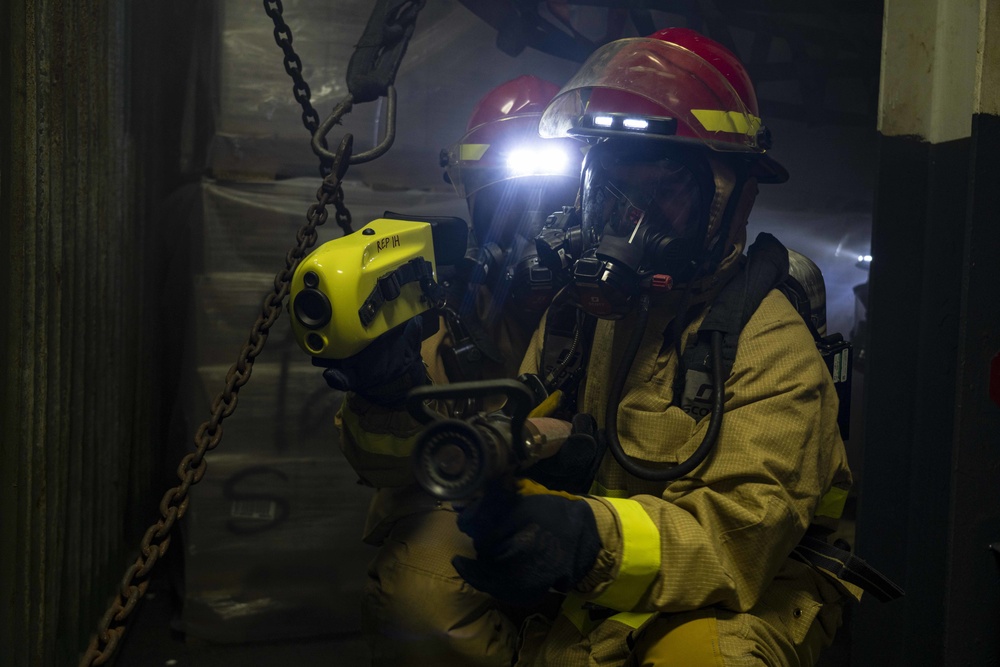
604, 293, 725, 482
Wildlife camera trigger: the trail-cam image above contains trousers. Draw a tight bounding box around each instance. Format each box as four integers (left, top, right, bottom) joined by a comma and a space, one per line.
363, 503, 517, 666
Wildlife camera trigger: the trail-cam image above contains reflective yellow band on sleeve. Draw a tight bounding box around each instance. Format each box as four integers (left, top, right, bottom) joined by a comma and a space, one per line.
690, 109, 761, 136
815, 486, 849, 519
339, 403, 418, 458
590, 497, 661, 612
459, 143, 489, 161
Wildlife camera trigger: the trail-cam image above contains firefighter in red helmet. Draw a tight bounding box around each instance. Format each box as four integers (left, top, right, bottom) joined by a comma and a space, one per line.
450, 29, 898, 666
330, 75, 582, 666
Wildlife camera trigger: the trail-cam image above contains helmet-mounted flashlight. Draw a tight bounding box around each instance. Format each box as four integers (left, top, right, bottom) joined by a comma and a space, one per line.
570, 113, 678, 140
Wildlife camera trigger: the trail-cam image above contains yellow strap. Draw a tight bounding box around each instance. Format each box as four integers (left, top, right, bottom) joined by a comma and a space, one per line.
690, 109, 761, 136
339, 404, 418, 457
590, 497, 661, 611
815, 486, 849, 519
458, 143, 489, 161
560, 595, 593, 634
528, 389, 562, 418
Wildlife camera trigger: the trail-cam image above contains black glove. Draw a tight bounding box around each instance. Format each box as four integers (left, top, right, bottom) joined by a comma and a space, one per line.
451, 480, 601, 607
523, 413, 606, 495
317, 314, 428, 406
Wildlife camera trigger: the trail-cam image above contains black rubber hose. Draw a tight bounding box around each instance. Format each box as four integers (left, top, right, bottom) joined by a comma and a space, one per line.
604, 295, 725, 482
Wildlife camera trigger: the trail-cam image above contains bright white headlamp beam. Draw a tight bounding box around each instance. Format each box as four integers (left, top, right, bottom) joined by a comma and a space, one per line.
623, 118, 649, 130
506, 146, 572, 176
593, 115, 614, 127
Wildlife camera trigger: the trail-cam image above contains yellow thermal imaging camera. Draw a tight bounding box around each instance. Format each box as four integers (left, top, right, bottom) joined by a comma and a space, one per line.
290, 215, 467, 360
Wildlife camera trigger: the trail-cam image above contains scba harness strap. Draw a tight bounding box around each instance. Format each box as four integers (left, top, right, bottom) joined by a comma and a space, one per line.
674, 232, 902, 602
520, 287, 598, 419
675, 232, 790, 419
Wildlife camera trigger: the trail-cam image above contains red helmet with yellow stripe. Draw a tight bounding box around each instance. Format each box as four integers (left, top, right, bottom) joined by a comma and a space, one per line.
538, 28, 786, 183
442, 76, 583, 247
538, 29, 786, 316
443, 76, 582, 199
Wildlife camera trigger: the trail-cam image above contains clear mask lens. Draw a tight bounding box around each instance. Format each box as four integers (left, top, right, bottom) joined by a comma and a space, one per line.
591, 156, 701, 241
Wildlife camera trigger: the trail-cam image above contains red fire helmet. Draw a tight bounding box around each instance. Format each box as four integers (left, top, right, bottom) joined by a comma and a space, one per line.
539, 28, 787, 183
442, 75, 585, 200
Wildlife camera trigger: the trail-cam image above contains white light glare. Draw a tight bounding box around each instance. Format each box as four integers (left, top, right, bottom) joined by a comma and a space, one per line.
507, 146, 570, 175
857, 254, 873, 263
593, 115, 614, 127
623, 118, 649, 130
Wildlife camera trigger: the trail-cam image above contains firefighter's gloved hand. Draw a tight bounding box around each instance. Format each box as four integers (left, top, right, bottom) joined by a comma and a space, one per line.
523, 413, 606, 495
318, 314, 428, 406
452, 479, 601, 607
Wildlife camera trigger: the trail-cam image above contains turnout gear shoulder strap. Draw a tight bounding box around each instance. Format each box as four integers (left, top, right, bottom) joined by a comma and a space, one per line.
677, 231, 853, 441
676, 233, 904, 603
679, 232, 790, 394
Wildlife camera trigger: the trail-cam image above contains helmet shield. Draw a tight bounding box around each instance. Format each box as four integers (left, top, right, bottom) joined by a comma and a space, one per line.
539, 38, 763, 153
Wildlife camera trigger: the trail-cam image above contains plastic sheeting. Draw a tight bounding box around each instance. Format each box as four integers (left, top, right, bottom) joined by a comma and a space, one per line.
209, 0, 581, 186
163, 177, 468, 643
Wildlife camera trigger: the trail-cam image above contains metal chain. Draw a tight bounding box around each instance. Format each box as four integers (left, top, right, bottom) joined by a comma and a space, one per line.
78, 138, 355, 667
263, 0, 333, 176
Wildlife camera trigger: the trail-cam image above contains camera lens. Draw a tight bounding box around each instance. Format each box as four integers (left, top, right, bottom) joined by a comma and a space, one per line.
305, 333, 325, 353
293, 289, 332, 329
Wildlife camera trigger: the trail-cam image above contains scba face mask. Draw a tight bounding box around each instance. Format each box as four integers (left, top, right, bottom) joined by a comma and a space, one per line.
572, 146, 710, 319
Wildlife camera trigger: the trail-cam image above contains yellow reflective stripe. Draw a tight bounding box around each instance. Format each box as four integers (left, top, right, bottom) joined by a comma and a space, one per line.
608, 610, 657, 630
458, 143, 489, 161
815, 486, 849, 519
690, 109, 761, 135
340, 404, 418, 457
589, 480, 629, 498
560, 595, 591, 634
560, 597, 657, 634
590, 497, 661, 611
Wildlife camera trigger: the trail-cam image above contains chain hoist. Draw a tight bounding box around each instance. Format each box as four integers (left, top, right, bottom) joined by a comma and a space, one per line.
78, 137, 353, 667
263, 0, 333, 177
79, 1, 425, 663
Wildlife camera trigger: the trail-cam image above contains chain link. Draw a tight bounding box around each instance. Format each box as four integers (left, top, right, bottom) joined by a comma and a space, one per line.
263, 0, 333, 176
78, 138, 355, 666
